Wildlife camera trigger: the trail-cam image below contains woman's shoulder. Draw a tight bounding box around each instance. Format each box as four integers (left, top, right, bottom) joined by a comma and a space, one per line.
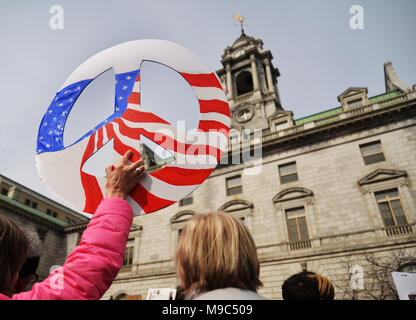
194, 287, 267, 300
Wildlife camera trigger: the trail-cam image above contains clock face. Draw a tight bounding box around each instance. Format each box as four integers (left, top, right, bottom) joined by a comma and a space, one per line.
233, 49, 245, 58
235, 106, 254, 123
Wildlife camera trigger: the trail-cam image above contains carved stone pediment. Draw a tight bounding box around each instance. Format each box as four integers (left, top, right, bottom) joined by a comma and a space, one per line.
358, 169, 407, 186
218, 199, 253, 212
273, 187, 313, 203
170, 210, 196, 224
268, 110, 293, 121
337, 87, 368, 101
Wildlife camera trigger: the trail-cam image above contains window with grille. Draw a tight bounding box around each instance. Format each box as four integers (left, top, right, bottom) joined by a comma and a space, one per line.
360, 141, 386, 165
375, 189, 408, 227
123, 239, 135, 267
279, 162, 298, 184
226, 176, 242, 196
285, 207, 310, 243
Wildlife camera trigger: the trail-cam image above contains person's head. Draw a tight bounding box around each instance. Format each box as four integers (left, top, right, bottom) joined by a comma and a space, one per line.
282, 271, 334, 300
15, 228, 43, 292
0, 215, 29, 296
307, 273, 334, 300
175, 212, 262, 296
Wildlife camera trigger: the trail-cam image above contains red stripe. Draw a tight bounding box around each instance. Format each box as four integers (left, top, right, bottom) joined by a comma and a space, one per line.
150, 166, 213, 186
113, 136, 141, 163
97, 127, 104, 150
199, 100, 230, 117
105, 122, 141, 162
113, 118, 222, 159
180, 72, 223, 89
129, 183, 175, 213
198, 120, 230, 137
128, 92, 140, 104
122, 109, 170, 124
80, 133, 103, 214
135, 73, 140, 82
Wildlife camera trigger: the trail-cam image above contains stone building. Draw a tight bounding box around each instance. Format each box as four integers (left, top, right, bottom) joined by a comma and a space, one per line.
103, 32, 416, 300
0, 174, 89, 281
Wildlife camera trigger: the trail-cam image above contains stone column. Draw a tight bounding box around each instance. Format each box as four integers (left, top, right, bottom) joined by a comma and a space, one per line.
264, 59, 275, 93
250, 55, 259, 91
226, 64, 234, 99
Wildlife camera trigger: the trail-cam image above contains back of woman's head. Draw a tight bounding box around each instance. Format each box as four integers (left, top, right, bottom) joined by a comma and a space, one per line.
175, 212, 262, 294
0, 215, 29, 296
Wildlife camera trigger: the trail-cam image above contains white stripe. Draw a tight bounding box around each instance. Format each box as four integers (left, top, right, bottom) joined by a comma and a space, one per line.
200, 112, 230, 127
92, 130, 97, 154
132, 81, 140, 93
127, 103, 143, 110
139, 174, 198, 201
96, 177, 107, 199
191, 86, 227, 102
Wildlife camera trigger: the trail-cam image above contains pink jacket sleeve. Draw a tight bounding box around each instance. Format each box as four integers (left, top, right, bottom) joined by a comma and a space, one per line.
10, 198, 133, 300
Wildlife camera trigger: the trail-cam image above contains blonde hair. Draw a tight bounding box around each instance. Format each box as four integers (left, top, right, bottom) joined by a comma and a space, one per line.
175, 212, 262, 294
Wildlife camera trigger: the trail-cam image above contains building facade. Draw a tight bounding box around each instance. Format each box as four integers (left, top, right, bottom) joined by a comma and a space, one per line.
103, 33, 416, 300
0, 174, 89, 281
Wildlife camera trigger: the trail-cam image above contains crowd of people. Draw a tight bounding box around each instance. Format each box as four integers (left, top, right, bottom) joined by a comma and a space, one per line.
0, 151, 335, 300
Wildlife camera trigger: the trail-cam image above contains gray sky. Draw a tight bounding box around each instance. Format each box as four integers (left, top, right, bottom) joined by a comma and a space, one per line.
0, 0, 415, 207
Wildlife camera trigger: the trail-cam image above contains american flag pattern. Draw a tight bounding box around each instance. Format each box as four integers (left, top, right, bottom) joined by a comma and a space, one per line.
36, 40, 230, 216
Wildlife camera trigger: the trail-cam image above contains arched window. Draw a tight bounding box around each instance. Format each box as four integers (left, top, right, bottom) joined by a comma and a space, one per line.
399, 263, 416, 273
218, 199, 254, 230
170, 211, 197, 255
236, 71, 253, 95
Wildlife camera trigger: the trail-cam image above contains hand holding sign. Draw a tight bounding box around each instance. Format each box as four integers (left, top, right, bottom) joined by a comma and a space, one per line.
36, 40, 230, 215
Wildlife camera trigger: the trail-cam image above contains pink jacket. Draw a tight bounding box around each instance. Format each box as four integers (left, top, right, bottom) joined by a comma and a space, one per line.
0, 198, 133, 300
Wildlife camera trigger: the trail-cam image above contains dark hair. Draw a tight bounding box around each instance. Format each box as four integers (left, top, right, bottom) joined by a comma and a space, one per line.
282, 271, 335, 300
0, 216, 29, 296
282, 272, 320, 300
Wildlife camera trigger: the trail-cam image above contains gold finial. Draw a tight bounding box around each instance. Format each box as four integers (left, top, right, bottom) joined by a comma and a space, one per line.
234, 13, 246, 35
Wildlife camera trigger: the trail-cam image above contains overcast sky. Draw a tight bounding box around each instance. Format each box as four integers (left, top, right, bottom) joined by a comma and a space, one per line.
0, 0, 415, 209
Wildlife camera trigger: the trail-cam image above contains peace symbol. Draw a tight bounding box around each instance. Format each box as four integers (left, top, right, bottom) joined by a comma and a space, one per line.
36, 40, 230, 215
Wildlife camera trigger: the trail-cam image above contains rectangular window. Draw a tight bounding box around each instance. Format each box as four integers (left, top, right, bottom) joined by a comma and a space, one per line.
1, 188, 8, 196
226, 175, 242, 196
274, 121, 287, 131
279, 162, 298, 184
25, 199, 31, 206
52, 211, 57, 218
286, 207, 309, 243
123, 239, 135, 266
375, 189, 408, 227
46, 209, 51, 215
31, 202, 38, 209
347, 97, 362, 108
360, 141, 385, 165
179, 194, 193, 207
77, 232, 83, 245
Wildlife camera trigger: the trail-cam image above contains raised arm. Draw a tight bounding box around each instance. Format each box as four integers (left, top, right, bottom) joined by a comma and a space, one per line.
13, 151, 145, 300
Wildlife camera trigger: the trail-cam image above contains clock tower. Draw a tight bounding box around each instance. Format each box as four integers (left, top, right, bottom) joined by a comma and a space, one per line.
216, 31, 287, 132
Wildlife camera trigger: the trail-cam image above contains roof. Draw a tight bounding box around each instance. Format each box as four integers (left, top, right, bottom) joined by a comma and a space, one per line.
294, 90, 401, 125
0, 193, 68, 227
0, 173, 89, 221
